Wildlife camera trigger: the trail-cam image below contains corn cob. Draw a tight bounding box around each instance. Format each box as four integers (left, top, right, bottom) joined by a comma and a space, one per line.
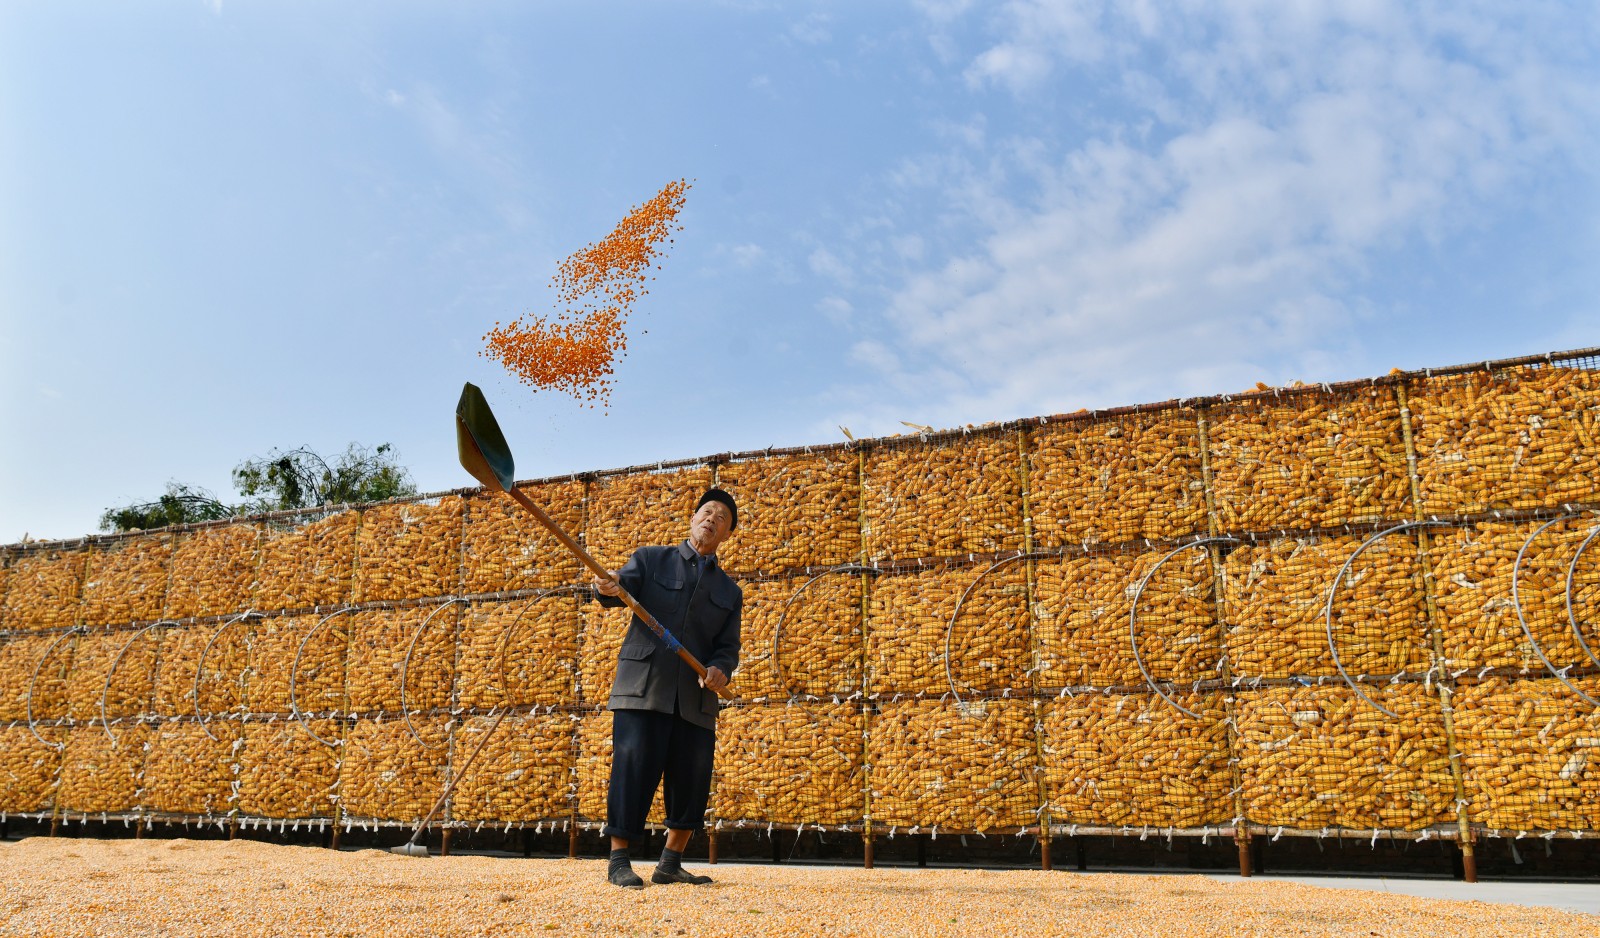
449, 713, 576, 823
80, 535, 172, 627
1235, 684, 1452, 830
254, 510, 359, 612
2, 549, 87, 631
460, 482, 585, 595
353, 498, 464, 604
1208, 389, 1409, 532
1039, 692, 1231, 828
736, 575, 861, 700
862, 433, 1023, 562
716, 451, 861, 574
1222, 536, 1431, 681
713, 701, 865, 826
1410, 366, 1600, 515
455, 597, 581, 710
0, 723, 64, 813
1029, 412, 1206, 548
868, 697, 1037, 833
587, 467, 711, 573
236, 719, 342, 819
1454, 676, 1600, 831
338, 718, 449, 822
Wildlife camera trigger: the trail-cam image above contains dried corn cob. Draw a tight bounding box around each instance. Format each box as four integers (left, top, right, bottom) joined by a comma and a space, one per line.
80, 535, 172, 627
1029, 411, 1206, 548
344, 606, 457, 715
1454, 676, 1600, 831
0, 633, 73, 722
1235, 684, 1452, 831
1033, 550, 1218, 689
1207, 389, 1409, 532
1429, 522, 1599, 671
353, 498, 464, 604
0, 723, 64, 813
236, 719, 342, 819
338, 718, 450, 822
1222, 536, 1431, 681
142, 720, 241, 816
55, 724, 150, 814
1038, 692, 1230, 828
152, 624, 249, 718
449, 713, 575, 823
64, 629, 158, 722
868, 697, 1037, 832
862, 433, 1023, 562
460, 482, 585, 595
716, 451, 861, 574
713, 701, 865, 826
866, 565, 1029, 697
254, 510, 359, 613
574, 709, 664, 824
455, 597, 580, 711
587, 467, 711, 573
577, 602, 631, 704
738, 575, 861, 700
246, 614, 349, 716
1410, 366, 1600, 515
1, 548, 87, 631
164, 525, 259, 620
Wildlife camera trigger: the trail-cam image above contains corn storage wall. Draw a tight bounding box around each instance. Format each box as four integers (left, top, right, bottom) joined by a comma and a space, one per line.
2, 347, 1599, 877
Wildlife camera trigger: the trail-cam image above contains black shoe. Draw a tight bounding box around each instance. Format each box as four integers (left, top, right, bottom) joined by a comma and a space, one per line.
652, 866, 713, 885
608, 861, 645, 890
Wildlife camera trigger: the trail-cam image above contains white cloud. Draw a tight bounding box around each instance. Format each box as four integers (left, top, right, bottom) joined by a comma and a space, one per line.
817, 295, 854, 325
839, 1, 1600, 428
808, 247, 852, 284
728, 243, 766, 268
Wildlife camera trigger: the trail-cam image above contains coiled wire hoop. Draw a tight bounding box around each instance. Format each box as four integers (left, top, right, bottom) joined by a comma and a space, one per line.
1512, 514, 1600, 708
1130, 538, 1238, 719
100, 620, 176, 743
1323, 520, 1447, 719
289, 607, 356, 748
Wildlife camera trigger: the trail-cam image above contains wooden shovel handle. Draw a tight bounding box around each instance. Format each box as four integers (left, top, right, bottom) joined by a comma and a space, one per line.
501, 486, 735, 700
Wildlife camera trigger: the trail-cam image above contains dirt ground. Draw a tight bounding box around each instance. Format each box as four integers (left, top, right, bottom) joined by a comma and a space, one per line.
0, 837, 1592, 937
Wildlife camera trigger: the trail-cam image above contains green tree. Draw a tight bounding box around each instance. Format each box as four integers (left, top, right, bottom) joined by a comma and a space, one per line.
232, 442, 417, 513
99, 482, 234, 532
99, 443, 418, 532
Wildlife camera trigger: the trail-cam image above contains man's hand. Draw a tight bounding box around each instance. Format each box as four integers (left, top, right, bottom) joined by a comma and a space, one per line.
699, 666, 728, 693
593, 571, 622, 597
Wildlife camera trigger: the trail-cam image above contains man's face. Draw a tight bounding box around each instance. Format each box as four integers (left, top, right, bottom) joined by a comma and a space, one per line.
689, 500, 734, 553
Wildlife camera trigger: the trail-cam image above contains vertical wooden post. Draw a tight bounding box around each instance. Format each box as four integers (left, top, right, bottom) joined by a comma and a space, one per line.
857, 445, 876, 871
708, 829, 719, 865
440, 828, 452, 857
1395, 381, 1477, 883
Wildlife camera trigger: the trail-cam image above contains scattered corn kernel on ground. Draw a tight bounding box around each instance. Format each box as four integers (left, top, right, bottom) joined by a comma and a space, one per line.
2, 838, 1594, 937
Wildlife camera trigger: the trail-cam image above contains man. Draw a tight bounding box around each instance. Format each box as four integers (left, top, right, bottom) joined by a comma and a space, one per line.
592, 487, 742, 889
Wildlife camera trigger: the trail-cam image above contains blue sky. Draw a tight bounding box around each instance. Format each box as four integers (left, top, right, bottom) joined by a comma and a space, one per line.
3, 1, 1597, 543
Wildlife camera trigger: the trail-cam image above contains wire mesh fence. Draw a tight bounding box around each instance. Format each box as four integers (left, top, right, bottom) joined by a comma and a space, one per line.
0, 346, 1597, 856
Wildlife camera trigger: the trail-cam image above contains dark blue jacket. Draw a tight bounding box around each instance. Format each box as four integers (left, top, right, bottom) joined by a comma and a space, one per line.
598, 541, 742, 729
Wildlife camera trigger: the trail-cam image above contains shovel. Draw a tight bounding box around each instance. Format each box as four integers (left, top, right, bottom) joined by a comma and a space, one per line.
390, 382, 735, 858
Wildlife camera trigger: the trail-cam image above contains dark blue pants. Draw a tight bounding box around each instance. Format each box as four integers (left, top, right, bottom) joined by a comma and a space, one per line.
601, 707, 716, 843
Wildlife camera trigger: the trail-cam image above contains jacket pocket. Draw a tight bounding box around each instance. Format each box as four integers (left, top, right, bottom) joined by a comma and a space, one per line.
613, 643, 654, 697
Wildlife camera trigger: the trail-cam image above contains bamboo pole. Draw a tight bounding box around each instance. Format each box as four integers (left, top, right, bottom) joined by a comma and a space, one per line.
1394, 381, 1478, 883
1196, 407, 1252, 878
1016, 428, 1053, 871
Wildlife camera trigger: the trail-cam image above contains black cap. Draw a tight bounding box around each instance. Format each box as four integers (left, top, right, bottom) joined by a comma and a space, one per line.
697, 488, 737, 530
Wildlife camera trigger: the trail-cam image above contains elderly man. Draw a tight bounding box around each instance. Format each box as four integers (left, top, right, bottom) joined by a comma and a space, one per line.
592, 488, 742, 889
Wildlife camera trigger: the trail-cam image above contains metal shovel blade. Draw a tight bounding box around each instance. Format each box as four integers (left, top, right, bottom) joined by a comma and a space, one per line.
389, 842, 430, 858
456, 382, 516, 493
